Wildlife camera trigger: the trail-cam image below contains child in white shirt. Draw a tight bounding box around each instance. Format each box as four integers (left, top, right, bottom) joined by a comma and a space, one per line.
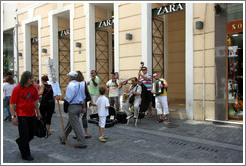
90, 87, 110, 142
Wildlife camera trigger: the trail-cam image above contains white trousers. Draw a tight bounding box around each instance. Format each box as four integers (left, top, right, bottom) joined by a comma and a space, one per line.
155, 96, 169, 115
90, 95, 98, 114
122, 99, 141, 118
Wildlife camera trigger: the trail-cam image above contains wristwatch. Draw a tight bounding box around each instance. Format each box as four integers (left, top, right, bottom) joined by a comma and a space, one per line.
11, 115, 16, 119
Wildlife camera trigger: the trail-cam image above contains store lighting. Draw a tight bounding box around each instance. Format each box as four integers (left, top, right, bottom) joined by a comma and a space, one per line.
232, 34, 239, 37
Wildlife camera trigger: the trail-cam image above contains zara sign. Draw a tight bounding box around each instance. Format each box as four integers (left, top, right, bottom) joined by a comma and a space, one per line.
152, 3, 185, 17
95, 18, 114, 29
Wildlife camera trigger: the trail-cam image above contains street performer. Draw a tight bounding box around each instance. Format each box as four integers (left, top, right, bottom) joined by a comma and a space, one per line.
151, 72, 170, 124
122, 77, 142, 121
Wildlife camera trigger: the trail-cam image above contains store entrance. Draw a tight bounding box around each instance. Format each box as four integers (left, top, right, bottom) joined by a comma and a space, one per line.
226, 20, 243, 121
95, 19, 114, 88
152, 3, 186, 116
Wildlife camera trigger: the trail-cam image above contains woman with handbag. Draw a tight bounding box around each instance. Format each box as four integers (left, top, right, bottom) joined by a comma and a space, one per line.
38, 75, 55, 136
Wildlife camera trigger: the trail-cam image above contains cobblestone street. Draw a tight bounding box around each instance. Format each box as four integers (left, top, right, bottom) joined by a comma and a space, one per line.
2, 104, 244, 164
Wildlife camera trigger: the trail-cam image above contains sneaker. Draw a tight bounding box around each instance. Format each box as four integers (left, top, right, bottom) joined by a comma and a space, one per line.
99, 136, 106, 142
126, 115, 133, 120
102, 135, 108, 139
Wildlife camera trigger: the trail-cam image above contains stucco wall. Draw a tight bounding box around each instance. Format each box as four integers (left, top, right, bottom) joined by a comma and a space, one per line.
118, 3, 142, 80
73, 4, 86, 76
193, 3, 215, 120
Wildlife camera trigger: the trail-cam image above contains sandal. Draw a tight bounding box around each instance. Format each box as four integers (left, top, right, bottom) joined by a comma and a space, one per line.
157, 119, 163, 123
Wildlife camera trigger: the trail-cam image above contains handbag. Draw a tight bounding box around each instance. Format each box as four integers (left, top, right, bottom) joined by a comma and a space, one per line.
35, 119, 48, 138
84, 81, 91, 102
63, 83, 80, 113
129, 85, 138, 104
63, 100, 69, 113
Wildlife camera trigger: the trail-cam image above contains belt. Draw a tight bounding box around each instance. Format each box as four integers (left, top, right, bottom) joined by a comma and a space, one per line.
70, 104, 83, 105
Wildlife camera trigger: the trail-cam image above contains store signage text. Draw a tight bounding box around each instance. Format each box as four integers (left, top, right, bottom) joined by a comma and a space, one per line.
31, 37, 38, 43
227, 20, 243, 34
95, 18, 114, 29
152, 3, 185, 17
58, 29, 70, 37
232, 23, 243, 30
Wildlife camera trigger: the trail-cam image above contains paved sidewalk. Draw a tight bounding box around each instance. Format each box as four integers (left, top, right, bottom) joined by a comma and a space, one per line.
2, 104, 244, 163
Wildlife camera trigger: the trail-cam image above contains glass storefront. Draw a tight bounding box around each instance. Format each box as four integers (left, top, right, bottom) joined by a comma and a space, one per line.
227, 33, 243, 119
226, 4, 243, 120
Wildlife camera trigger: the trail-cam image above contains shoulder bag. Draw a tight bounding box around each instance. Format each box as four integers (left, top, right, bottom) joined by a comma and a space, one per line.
84, 81, 91, 102
63, 83, 80, 113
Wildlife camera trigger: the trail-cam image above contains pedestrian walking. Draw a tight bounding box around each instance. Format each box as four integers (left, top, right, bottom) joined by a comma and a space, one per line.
72, 71, 92, 139
106, 72, 120, 112
138, 66, 153, 117
38, 75, 55, 135
3, 75, 16, 121
87, 70, 99, 114
59, 71, 87, 148
90, 87, 110, 142
151, 73, 170, 124
9, 71, 42, 161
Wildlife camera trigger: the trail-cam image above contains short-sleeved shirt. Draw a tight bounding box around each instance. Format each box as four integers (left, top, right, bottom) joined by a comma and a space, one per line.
139, 73, 152, 91
10, 84, 39, 117
3, 82, 16, 97
88, 76, 100, 96
129, 84, 142, 101
65, 80, 86, 104
106, 79, 120, 97
96, 95, 110, 117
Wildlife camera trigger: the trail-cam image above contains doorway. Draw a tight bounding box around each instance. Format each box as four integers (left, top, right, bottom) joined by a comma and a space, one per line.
58, 30, 70, 95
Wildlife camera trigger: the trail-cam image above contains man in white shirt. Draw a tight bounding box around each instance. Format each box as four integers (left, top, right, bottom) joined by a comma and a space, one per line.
60, 71, 87, 148
106, 73, 120, 112
122, 77, 142, 120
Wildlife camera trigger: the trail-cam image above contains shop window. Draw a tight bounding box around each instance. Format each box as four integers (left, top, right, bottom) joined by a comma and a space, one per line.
226, 19, 243, 120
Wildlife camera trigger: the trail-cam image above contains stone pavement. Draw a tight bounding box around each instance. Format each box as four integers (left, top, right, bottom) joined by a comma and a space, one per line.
2, 104, 244, 164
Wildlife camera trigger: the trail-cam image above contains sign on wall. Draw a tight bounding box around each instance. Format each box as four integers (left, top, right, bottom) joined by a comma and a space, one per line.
58, 29, 70, 37
95, 18, 114, 29
31, 37, 38, 43
227, 20, 243, 34
152, 3, 185, 17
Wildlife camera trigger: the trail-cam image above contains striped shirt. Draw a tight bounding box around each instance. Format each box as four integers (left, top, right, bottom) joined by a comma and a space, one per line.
139, 74, 152, 91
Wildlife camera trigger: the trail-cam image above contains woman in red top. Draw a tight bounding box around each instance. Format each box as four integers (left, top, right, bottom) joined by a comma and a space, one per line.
10, 71, 41, 161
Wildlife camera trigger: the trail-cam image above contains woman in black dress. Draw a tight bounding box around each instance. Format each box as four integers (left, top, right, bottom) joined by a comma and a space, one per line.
38, 75, 55, 136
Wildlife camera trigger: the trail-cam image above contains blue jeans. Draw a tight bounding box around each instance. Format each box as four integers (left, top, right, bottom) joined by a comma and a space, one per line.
3, 96, 11, 120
